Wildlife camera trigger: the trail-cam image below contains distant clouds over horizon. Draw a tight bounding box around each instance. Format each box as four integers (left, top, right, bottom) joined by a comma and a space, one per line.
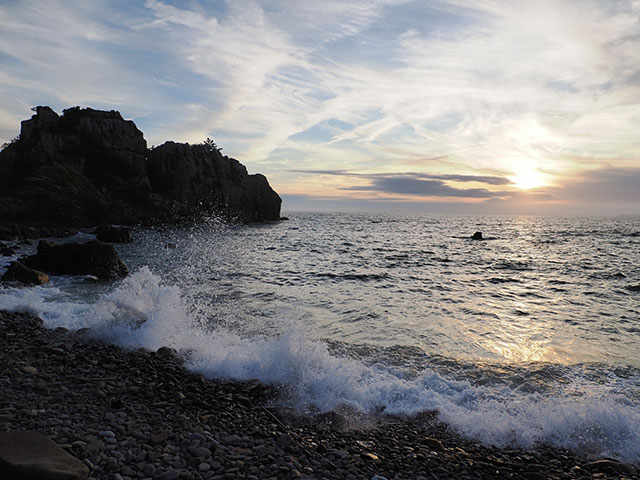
1, 0, 639, 214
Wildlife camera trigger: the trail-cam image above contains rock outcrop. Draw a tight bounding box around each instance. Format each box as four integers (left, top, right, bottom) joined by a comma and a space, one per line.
148, 141, 281, 222
95, 225, 132, 243
0, 106, 282, 239
20, 240, 128, 280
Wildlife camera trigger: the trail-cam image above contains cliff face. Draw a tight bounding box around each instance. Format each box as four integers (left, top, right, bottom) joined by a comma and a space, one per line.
0, 106, 281, 238
148, 142, 281, 222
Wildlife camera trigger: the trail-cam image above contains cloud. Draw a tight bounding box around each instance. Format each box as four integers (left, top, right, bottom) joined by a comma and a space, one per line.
290, 170, 513, 198
551, 166, 640, 204
132, 0, 640, 175
1, 0, 639, 214
291, 169, 512, 185
345, 176, 508, 198
0, 0, 215, 143
284, 165, 640, 214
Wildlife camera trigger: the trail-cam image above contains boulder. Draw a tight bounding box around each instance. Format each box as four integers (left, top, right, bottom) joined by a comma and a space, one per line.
0, 431, 89, 479
1, 261, 49, 285
472, 231, 483, 240
95, 225, 132, 243
21, 240, 128, 280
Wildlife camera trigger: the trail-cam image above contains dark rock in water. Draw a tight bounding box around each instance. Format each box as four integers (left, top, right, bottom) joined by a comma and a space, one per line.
279, 216, 289, 221
0, 430, 89, 479
0, 106, 281, 238
1, 261, 49, 285
472, 231, 483, 240
21, 240, 128, 280
95, 225, 132, 243
0, 244, 16, 256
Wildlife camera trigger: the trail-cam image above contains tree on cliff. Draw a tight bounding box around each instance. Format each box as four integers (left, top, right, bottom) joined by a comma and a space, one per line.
203, 138, 222, 153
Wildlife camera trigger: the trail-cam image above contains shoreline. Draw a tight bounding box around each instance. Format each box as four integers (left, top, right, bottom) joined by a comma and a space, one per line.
1, 309, 637, 479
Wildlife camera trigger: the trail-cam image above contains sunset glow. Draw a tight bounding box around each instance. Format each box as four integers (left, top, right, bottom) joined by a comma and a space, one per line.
1, 0, 639, 214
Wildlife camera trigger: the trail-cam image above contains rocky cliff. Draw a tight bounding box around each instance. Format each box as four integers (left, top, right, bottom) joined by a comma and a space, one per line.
0, 106, 281, 238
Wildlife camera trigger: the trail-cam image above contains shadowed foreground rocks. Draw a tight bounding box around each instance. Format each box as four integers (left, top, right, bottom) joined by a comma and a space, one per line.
0, 310, 637, 480
20, 240, 128, 280
95, 226, 132, 244
0, 431, 89, 480
1, 261, 49, 285
0, 106, 281, 240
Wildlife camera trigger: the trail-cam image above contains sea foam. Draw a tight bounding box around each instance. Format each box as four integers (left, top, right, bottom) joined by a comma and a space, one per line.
1, 266, 639, 464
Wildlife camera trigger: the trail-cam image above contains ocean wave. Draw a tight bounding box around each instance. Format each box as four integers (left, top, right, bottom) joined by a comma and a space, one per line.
1, 267, 639, 464
312, 272, 392, 282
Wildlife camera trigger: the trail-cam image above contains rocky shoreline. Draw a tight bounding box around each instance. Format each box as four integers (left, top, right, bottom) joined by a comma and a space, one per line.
0, 106, 281, 240
0, 309, 637, 480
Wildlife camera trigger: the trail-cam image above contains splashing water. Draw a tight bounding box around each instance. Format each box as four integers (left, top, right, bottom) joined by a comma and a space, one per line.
1, 213, 640, 464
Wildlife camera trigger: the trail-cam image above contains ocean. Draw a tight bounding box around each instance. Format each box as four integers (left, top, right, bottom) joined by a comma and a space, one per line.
1, 212, 640, 464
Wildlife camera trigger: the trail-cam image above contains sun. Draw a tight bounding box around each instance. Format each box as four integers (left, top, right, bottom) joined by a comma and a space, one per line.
508, 162, 548, 190
511, 173, 546, 190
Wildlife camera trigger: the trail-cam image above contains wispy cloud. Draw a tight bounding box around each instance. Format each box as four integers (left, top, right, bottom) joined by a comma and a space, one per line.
288, 170, 513, 199
291, 169, 512, 184
345, 177, 509, 198
0, 0, 638, 213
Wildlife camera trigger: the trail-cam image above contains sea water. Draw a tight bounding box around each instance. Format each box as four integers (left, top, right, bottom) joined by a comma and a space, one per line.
1, 213, 640, 463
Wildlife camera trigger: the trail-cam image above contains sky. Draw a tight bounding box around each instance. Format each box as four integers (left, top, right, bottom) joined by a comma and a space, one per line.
1, 0, 639, 215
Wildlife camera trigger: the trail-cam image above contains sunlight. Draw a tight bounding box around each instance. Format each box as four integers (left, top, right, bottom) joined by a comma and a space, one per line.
511, 173, 546, 190
509, 162, 548, 190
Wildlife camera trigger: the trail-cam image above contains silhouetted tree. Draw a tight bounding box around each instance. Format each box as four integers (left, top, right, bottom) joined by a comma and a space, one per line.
203, 138, 222, 153
1, 135, 20, 151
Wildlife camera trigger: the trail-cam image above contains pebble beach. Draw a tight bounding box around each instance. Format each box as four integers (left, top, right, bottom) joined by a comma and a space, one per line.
1, 310, 637, 480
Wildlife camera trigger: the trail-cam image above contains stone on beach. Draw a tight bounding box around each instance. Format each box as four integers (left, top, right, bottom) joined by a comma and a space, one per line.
0, 431, 89, 480
583, 458, 637, 476
0, 309, 637, 480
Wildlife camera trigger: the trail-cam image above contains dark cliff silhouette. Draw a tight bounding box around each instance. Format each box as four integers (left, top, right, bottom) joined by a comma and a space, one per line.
0, 106, 281, 239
